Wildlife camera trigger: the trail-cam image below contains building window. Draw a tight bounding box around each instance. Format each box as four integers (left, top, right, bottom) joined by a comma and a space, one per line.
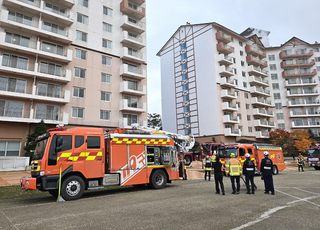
184, 106, 190, 113
313, 48, 320, 52
185, 128, 191, 135
247, 115, 251, 121
244, 93, 248, 99
243, 82, 247, 88
39, 62, 62, 76
182, 84, 189, 91
181, 52, 187, 60
76, 31, 87, 42
234, 69, 237, 74
242, 71, 246, 77
241, 61, 245, 67
124, 79, 138, 90
246, 104, 250, 109
180, 43, 186, 50
101, 92, 111, 101
41, 42, 63, 55
184, 117, 190, 124
101, 73, 111, 83
103, 6, 112, 16
272, 83, 280, 90
5, 32, 30, 48
237, 113, 241, 120
268, 55, 275, 61
0, 141, 20, 156
128, 2, 138, 10
102, 56, 112, 66
182, 63, 188, 70
74, 68, 86, 78
277, 113, 284, 120
75, 49, 87, 60
102, 39, 112, 49
78, 0, 88, 7
123, 96, 138, 108
315, 57, 320, 62
128, 47, 138, 57
103, 23, 112, 33
77, 13, 88, 24
35, 104, 59, 120
274, 93, 281, 100
100, 110, 110, 120
2, 54, 28, 70
183, 94, 189, 102
278, 123, 285, 130
182, 73, 188, 80
123, 114, 137, 125
45, 3, 66, 16
275, 103, 282, 109
240, 51, 244, 56
8, 11, 32, 26
37, 82, 61, 98
236, 102, 240, 108
248, 127, 252, 133
235, 91, 239, 97
271, 74, 278, 80
238, 126, 243, 132
0, 77, 26, 93
0, 100, 24, 118
239, 41, 243, 46
72, 107, 84, 118
73, 87, 85, 98
270, 64, 277, 70
233, 58, 236, 64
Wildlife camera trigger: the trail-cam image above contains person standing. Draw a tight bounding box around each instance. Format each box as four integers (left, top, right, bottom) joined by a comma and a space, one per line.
225, 153, 242, 194
243, 153, 255, 194
179, 154, 187, 180
203, 155, 212, 181
297, 153, 305, 172
212, 156, 225, 195
260, 151, 275, 195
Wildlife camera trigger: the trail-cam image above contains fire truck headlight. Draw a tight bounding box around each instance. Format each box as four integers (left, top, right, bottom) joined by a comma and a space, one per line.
26, 181, 29, 186
40, 171, 45, 176
20, 179, 23, 183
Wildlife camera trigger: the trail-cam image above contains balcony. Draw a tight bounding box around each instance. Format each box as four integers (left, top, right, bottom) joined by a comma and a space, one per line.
121, 47, 145, 63
220, 77, 235, 88
121, 31, 145, 49
245, 45, 266, 58
255, 130, 269, 139
248, 75, 269, 87
287, 100, 320, 107
120, 81, 146, 96
247, 65, 269, 77
215, 31, 232, 43
0, 107, 68, 125
120, 0, 145, 19
251, 97, 273, 107
119, 99, 146, 113
279, 49, 313, 59
218, 54, 233, 66
246, 55, 268, 68
284, 79, 317, 88
286, 89, 319, 97
219, 65, 234, 77
0, 9, 73, 43
252, 108, 274, 117
222, 102, 238, 111
120, 64, 146, 79
280, 59, 315, 69
289, 110, 320, 118
223, 115, 240, 124
119, 117, 147, 129
221, 89, 237, 99
216, 42, 233, 54
250, 86, 270, 96
129, 0, 145, 4
254, 120, 275, 128
291, 120, 320, 129
120, 15, 145, 34
282, 69, 317, 78
224, 128, 241, 137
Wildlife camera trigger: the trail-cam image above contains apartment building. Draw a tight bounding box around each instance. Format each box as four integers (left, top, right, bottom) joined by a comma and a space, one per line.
0, 0, 147, 160
157, 22, 320, 143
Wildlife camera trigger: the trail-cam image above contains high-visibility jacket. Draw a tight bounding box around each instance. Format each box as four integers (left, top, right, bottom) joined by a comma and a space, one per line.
203, 158, 212, 171
297, 156, 304, 166
225, 158, 242, 177
210, 155, 216, 163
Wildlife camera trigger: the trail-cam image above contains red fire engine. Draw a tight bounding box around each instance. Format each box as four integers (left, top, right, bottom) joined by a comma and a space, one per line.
306, 146, 320, 170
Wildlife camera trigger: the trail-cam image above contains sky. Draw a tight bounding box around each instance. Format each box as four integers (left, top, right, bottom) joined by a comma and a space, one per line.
146, 0, 320, 115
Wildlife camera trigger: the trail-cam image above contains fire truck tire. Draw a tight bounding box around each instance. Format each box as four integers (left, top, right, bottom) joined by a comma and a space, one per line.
149, 170, 167, 189
314, 166, 320, 170
48, 189, 58, 197
272, 166, 278, 175
185, 156, 191, 166
61, 175, 85, 201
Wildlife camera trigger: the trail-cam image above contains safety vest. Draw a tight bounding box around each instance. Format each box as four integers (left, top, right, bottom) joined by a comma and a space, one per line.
210, 155, 216, 163
203, 158, 212, 171
297, 156, 304, 165
225, 158, 242, 176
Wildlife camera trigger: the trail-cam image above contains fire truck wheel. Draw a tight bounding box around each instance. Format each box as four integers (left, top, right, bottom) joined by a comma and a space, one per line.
185, 156, 191, 166
48, 190, 58, 197
149, 170, 167, 189
61, 175, 85, 201
272, 166, 278, 175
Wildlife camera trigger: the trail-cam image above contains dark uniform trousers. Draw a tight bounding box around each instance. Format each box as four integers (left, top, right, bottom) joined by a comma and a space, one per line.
214, 174, 224, 193
230, 176, 240, 192
245, 174, 254, 193
264, 173, 274, 194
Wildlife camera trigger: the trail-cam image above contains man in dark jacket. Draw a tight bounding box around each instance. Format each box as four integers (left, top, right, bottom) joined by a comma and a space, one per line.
243, 153, 255, 194
260, 151, 274, 195
212, 156, 225, 195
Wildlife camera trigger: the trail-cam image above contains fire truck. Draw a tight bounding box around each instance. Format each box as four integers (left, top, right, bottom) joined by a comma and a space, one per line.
20, 125, 193, 201
306, 146, 320, 170
217, 143, 286, 174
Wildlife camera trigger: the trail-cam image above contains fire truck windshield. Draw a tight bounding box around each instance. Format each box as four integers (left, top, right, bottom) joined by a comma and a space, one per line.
307, 149, 320, 157
33, 136, 49, 160
218, 147, 238, 158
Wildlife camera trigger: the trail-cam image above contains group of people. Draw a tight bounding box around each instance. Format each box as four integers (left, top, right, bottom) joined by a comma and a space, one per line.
201, 151, 275, 195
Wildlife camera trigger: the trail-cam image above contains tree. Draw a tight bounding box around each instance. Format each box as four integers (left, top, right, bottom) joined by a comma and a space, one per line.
291, 130, 315, 154
148, 113, 162, 130
212, 137, 216, 142
268, 129, 290, 146
24, 120, 47, 159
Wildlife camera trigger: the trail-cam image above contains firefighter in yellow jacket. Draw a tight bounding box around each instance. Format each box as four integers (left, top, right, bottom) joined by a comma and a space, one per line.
203, 155, 212, 181
225, 153, 242, 194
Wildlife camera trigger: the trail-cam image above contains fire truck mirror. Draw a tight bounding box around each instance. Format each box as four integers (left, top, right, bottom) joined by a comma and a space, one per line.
56, 136, 63, 152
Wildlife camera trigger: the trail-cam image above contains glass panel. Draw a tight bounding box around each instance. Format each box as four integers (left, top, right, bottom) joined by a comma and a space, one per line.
16, 79, 26, 93
20, 36, 30, 47
38, 83, 47, 96
5, 101, 23, 118
8, 78, 16, 92
55, 65, 62, 76
0, 77, 7, 91
0, 100, 5, 116
17, 57, 28, 70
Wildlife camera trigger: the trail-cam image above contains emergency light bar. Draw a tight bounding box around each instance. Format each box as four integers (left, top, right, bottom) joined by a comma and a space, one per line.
47, 127, 67, 132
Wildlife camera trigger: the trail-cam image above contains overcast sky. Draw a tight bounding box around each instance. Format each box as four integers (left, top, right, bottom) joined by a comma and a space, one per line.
146, 0, 320, 115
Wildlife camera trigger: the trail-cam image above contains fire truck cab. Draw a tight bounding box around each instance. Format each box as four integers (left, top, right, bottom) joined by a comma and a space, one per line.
306, 146, 320, 170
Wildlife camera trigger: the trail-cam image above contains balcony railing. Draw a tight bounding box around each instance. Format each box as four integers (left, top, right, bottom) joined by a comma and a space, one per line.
216, 42, 233, 54
245, 45, 266, 58
288, 99, 320, 106
248, 75, 269, 85
253, 108, 274, 117
289, 110, 320, 117
218, 54, 233, 65
215, 31, 232, 43
248, 65, 269, 76
221, 89, 237, 99
224, 128, 241, 136
120, 0, 145, 19
251, 97, 272, 106
220, 77, 235, 87
255, 130, 269, 138
281, 59, 315, 68
287, 89, 318, 97
222, 102, 238, 111
279, 49, 313, 59
282, 69, 317, 78
120, 81, 146, 95
120, 15, 145, 34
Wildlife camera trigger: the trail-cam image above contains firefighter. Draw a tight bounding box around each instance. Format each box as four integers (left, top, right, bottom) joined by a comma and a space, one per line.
203, 155, 212, 181
179, 154, 187, 180
212, 156, 225, 195
297, 153, 305, 172
225, 153, 242, 194
260, 151, 275, 195
211, 150, 217, 163
243, 153, 255, 194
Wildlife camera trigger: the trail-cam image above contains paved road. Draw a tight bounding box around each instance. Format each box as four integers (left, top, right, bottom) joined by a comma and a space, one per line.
0, 168, 319, 230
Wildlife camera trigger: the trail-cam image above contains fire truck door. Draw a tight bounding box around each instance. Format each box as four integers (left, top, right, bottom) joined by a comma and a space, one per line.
83, 135, 104, 178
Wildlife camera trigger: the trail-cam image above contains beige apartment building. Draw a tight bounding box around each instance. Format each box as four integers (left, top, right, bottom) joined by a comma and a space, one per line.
0, 0, 147, 163
157, 23, 320, 143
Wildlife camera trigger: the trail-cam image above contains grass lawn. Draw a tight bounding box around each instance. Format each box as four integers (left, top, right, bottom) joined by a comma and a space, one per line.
0, 185, 46, 200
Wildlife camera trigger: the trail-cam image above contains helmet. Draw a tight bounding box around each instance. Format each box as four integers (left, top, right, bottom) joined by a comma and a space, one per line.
263, 151, 269, 156
245, 153, 250, 158
230, 153, 235, 158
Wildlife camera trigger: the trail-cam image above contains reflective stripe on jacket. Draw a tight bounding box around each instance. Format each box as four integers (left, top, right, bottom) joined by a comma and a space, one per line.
225, 158, 242, 176
203, 158, 212, 171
